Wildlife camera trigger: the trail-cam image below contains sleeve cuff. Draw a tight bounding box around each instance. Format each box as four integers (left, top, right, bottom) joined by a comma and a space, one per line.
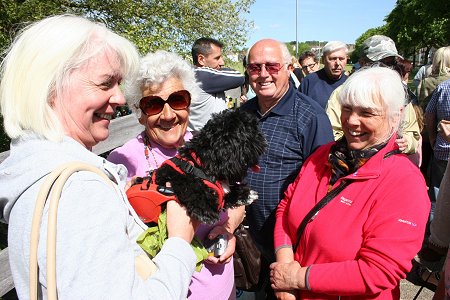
274, 244, 293, 254
305, 265, 312, 291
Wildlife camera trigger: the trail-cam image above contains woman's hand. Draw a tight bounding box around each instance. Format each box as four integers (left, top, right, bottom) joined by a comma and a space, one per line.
204, 225, 236, 264
438, 120, 450, 142
166, 200, 199, 243
270, 261, 306, 291
395, 136, 408, 152
274, 290, 297, 300
124, 176, 138, 192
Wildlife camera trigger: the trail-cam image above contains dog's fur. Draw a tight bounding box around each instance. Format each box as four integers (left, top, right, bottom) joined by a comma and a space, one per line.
154, 109, 267, 224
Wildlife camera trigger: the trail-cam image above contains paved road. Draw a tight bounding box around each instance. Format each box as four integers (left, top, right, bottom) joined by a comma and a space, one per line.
400, 279, 434, 299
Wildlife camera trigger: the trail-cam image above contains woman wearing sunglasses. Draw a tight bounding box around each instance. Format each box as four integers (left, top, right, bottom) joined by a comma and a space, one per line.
108, 50, 196, 179
108, 50, 238, 300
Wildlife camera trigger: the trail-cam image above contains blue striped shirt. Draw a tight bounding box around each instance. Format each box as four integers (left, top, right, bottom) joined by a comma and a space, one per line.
426, 79, 450, 161
240, 85, 333, 258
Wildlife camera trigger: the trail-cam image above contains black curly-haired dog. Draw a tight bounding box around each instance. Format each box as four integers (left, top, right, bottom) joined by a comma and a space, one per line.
149, 108, 266, 225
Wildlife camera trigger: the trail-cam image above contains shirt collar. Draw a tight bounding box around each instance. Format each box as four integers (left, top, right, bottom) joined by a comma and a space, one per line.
246, 84, 296, 118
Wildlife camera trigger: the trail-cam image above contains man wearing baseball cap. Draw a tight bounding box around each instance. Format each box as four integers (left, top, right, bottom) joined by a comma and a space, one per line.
326, 35, 421, 162
362, 35, 404, 65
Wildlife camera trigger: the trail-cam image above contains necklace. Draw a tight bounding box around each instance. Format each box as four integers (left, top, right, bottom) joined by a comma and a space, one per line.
143, 135, 159, 174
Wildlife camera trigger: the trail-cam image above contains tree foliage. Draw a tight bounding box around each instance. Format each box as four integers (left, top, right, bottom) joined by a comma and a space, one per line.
0, 0, 255, 58
384, 0, 449, 58
350, 26, 387, 63
350, 0, 449, 64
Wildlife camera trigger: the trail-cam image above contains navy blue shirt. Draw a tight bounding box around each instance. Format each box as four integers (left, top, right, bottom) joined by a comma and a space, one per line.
300, 68, 347, 109
240, 85, 333, 260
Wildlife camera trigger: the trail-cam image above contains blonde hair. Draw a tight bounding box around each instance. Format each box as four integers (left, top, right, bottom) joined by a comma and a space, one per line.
0, 14, 139, 141
431, 46, 450, 76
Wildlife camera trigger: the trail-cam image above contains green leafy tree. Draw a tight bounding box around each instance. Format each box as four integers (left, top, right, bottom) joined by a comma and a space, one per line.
350, 26, 387, 63
384, 0, 449, 61
0, 0, 254, 154
1, 0, 255, 57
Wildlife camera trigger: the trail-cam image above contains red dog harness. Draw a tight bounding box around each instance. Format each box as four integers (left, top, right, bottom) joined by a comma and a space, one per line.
126, 154, 225, 224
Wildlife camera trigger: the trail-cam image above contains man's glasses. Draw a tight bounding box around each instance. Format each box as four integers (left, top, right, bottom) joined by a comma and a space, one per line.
301, 62, 317, 70
246, 63, 284, 75
139, 90, 191, 116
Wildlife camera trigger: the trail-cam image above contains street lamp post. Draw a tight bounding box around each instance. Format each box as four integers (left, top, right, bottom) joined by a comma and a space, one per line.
295, 0, 298, 57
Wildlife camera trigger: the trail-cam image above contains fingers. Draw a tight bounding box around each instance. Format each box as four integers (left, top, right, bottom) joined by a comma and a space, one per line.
218, 234, 235, 263
166, 200, 197, 242
206, 225, 236, 263
207, 225, 228, 240
124, 176, 138, 192
395, 137, 407, 151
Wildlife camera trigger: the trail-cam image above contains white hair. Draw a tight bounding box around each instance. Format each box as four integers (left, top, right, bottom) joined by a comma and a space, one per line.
0, 14, 139, 141
127, 50, 200, 117
322, 41, 348, 57
339, 66, 406, 133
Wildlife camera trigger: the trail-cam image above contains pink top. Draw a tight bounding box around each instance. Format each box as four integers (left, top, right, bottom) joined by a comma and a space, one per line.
107, 131, 235, 299
274, 137, 429, 299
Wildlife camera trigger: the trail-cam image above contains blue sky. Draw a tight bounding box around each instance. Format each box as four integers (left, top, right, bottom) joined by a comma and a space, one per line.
244, 0, 397, 47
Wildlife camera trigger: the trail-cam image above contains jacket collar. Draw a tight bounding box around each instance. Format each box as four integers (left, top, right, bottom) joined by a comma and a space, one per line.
341, 134, 401, 181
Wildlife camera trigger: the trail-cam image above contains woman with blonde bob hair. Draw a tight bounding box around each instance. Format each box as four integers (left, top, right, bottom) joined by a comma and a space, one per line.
270, 66, 429, 299
0, 14, 198, 299
419, 46, 450, 108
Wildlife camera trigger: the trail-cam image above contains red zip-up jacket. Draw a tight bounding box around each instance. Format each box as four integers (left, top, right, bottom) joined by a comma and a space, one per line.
274, 136, 430, 299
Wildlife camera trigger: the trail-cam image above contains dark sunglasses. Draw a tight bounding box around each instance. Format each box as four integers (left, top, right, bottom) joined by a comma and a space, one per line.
246, 63, 284, 75
139, 90, 191, 116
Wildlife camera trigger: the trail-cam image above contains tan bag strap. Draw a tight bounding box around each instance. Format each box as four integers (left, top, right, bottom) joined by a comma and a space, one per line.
29, 162, 114, 300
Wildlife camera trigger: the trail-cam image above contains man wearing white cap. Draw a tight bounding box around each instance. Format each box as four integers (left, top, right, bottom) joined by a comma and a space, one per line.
362, 35, 404, 64
326, 35, 421, 162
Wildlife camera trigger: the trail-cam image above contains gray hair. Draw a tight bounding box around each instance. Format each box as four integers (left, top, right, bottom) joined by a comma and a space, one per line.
339, 66, 406, 136
127, 50, 200, 117
322, 41, 348, 57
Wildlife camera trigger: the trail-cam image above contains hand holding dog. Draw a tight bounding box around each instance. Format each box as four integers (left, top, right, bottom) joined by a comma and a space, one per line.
166, 200, 199, 243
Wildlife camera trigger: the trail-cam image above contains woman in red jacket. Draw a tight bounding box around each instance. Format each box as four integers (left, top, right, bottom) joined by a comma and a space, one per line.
270, 66, 430, 300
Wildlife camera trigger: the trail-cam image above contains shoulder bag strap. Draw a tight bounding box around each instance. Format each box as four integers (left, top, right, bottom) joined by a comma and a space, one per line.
292, 180, 350, 253
292, 149, 401, 253
29, 162, 114, 300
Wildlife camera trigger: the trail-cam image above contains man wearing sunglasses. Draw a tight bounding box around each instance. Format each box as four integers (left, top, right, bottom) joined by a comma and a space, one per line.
188, 37, 245, 132
240, 39, 333, 299
300, 41, 348, 109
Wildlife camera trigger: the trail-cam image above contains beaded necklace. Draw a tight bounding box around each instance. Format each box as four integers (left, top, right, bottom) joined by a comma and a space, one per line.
143, 135, 159, 174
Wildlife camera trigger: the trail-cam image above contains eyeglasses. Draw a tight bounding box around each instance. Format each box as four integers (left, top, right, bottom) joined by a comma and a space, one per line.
301, 62, 317, 70
139, 90, 191, 116
246, 63, 284, 75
